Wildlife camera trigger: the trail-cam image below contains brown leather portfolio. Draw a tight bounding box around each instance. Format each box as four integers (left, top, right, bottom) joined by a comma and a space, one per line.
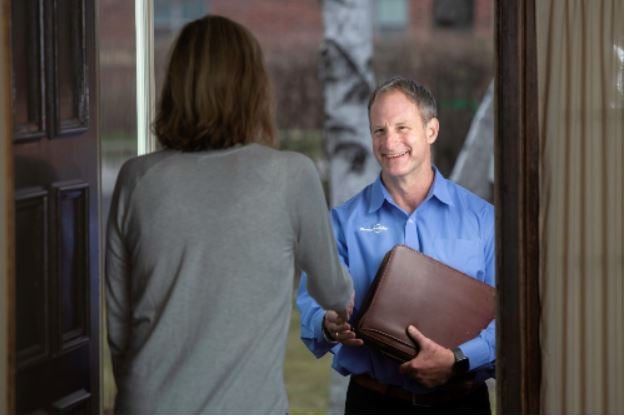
355, 244, 496, 362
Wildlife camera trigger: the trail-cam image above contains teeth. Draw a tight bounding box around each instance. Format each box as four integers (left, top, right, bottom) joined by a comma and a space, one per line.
384, 151, 408, 159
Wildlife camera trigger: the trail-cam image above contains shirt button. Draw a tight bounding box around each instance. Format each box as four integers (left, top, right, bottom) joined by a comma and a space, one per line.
407, 219, 414, 224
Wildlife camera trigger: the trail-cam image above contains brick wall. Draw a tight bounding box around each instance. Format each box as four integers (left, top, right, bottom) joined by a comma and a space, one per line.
212, 0, 323, 50
99, 0, 493, 64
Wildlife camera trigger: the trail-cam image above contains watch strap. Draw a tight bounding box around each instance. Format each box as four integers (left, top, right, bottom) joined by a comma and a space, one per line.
452, 347, 469, 374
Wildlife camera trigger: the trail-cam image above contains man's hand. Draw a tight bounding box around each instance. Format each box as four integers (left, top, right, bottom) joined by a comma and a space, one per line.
323, 307, 364, 347
399, 325, 455, 388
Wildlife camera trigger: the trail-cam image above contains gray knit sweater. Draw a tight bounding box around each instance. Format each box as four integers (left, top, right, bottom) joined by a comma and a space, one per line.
105, 144, 353, 414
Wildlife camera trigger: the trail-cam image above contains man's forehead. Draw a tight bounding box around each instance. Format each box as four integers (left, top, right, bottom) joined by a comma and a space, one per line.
373, 89, 421, 108
371, 93, 421, 120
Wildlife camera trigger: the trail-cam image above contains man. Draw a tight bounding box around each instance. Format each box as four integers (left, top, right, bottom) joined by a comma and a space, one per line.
296, 77, 495, 414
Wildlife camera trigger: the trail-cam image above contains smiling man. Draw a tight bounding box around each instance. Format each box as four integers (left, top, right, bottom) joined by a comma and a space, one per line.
296, 77, 496, 414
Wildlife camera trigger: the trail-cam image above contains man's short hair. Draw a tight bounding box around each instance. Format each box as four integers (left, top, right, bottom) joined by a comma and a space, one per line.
367, 77, 438, 125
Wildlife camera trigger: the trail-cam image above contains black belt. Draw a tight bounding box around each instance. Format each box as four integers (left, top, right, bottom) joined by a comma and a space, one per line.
351, 373, 481, 407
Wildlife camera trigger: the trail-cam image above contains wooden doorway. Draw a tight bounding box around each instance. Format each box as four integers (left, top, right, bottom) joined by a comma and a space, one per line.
10, 0, 100, 412
0, 0, 544, 413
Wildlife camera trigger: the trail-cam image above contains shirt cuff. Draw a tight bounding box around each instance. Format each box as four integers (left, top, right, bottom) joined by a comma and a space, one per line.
321, 321, 339, 344
458, 338, 491, 371
311, 308, 333, 344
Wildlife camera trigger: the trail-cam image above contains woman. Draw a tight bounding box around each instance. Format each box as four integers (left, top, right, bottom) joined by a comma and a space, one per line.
106, 15, 353, 413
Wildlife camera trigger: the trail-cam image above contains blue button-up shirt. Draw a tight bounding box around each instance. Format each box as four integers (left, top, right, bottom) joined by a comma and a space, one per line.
296, 168, 495, 393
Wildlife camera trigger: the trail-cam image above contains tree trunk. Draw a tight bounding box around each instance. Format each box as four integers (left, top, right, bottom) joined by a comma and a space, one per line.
319, 0, 377, 411
320, 0, 378, 207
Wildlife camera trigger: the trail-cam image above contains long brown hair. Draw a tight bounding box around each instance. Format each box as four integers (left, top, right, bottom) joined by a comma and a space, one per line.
153, 15, 277, 151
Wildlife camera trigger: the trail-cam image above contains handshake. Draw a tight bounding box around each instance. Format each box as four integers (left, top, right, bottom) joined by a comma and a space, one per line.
323, 293, 364, 347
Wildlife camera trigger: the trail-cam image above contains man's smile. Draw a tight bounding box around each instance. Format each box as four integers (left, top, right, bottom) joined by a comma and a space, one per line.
382, 150, 410, 160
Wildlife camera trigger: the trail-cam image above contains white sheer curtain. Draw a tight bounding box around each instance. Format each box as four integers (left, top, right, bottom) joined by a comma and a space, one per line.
536, 0, 623, 413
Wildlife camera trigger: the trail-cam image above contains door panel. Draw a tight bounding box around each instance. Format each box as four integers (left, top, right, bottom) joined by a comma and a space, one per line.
11, 0, 99, 413
54, 181, 90, 353
11, 0, 46, 140
49, 0, 89, 136
15, 188, 50, 369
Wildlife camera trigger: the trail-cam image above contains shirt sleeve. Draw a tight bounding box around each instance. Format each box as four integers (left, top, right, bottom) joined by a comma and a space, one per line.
289, 155, 353, 317
458, 204, 496, 371
296, 205, 350, 358
105, 164, 133, 381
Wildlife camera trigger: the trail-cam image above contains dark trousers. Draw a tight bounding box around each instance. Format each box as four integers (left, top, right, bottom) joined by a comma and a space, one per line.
344, 377, 491, 415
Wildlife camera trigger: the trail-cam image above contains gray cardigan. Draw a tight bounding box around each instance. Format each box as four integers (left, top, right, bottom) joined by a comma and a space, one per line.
106, 144, 352, 413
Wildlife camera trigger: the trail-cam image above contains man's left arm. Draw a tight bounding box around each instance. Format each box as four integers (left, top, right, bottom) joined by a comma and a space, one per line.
400, 205, 496, 387
458, 209, 496, 371
399, 320, 495, 388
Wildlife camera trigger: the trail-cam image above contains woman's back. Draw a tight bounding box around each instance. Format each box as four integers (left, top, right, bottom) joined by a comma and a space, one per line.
106, 144, 348, 413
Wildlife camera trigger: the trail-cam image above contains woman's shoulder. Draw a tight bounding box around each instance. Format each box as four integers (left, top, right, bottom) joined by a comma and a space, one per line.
114, 150, 177, 194
118, 150, 173, 178
247, 144, 317, 173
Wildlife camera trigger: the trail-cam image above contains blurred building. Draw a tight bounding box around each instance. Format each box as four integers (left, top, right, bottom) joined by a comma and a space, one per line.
99, 0, 494, 175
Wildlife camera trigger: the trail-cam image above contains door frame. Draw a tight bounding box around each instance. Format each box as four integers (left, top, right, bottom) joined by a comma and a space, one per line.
494, 0, 542, 413
0, 0, 15, 412
135, 0, 157, 155
0, 0, 542, 413
0, 0, 15, 414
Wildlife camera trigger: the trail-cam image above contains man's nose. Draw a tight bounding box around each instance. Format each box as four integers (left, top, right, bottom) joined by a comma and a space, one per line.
382, 131, 399, 147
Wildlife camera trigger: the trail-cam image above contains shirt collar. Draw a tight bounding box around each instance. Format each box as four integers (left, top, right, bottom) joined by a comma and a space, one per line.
429, 167, 454, 207
367, 166, 454, 214
368, 176, 387, 214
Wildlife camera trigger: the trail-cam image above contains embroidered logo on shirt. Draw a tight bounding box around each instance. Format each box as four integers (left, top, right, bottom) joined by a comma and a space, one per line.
359, 224, 388, 233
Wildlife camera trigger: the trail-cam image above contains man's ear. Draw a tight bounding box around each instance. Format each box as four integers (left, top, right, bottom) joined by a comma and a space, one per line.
426, 117, 439, 144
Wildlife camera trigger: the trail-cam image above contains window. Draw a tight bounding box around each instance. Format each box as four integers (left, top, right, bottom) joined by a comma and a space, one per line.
374, 0, 408, 32
154, 0, 208, 33
433, 0, 474, 29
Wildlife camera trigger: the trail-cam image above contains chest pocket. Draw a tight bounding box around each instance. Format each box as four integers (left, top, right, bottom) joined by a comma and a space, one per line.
429, 238, 485, 281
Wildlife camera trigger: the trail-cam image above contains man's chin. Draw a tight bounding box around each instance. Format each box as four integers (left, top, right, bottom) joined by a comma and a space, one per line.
381, 167, 410, 181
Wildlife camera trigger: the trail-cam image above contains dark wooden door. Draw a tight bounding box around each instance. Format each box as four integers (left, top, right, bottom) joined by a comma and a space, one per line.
11, 0, 99, 413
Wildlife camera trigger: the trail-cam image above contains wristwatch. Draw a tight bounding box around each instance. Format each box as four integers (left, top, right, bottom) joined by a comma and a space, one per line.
452, 347, 469, 375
